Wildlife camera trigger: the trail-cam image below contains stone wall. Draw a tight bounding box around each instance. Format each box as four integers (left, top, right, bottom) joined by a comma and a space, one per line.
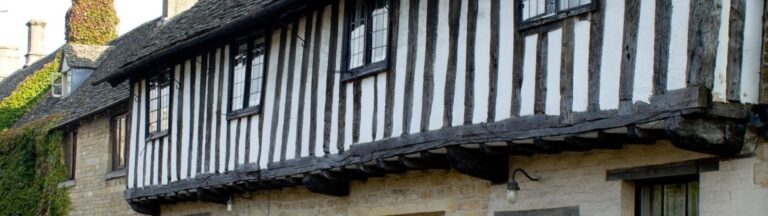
488, 141, 768, 216
161, 169, 491, 216
68, 115, 140, 216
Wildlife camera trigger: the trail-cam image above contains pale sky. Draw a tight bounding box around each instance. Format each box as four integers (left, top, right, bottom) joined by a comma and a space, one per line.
0, 0, 162, 68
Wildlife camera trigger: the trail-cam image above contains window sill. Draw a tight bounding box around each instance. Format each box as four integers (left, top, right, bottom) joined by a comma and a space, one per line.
341, 61, 388, 82
227, 106, 261, 120
145, 130, 169, 142
58, 180, 75, 189
104, 169, 127, 181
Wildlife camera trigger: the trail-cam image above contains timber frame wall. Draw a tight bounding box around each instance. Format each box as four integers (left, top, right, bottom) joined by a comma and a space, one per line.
122, 0, 767, 213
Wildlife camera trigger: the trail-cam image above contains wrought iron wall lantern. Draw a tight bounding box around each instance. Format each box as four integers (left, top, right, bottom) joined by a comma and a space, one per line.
507, 168, 540, 204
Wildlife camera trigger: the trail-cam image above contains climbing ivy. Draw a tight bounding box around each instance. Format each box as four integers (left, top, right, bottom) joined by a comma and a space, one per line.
0, 54, 60, 130
0, 115, 70, 215
65, 0, 119, 45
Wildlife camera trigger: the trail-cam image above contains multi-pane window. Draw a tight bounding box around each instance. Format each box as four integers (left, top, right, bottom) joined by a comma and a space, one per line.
111, 113, 127, 170
636, 177, 699, 216
230, 37, 266, 112
347, 0, 390, 71
520, 0, 593, 27
147, 70, 171, 134
51, 72, 63, 97
63, 130, 77, 180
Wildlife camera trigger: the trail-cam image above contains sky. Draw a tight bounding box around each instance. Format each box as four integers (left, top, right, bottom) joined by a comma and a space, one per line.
0, 0, 162, 67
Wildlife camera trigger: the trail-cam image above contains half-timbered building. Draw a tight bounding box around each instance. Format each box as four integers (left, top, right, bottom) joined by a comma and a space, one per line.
96, 0, 768, 215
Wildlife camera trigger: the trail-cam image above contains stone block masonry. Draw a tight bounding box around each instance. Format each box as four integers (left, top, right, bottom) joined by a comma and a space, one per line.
67, 115, 140, 216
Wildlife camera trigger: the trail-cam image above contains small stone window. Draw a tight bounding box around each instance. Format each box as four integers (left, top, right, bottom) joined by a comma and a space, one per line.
111, 113, 128, 171
636, 175, 699, 216
63, 130, 77, 180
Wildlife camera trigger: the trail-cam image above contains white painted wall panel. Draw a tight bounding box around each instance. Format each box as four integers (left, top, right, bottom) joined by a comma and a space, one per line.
520, 35, 538, 116
428, 0, 449, 130
180, 60, 192, 179
170, 64, 180, 182
740, 0, 764, 103
238, 120, 247, 166
572, 20, 590, 112
248, 116, 260, 166
190, 56, 202, 177
315, 5, 332, 156
261, 29, 281, 167
392, 0, 410, 135
301, 14, 316, 158
410, 0, 427, 134
375, 72, 386, 140
713, 0, 731, 102
286, 18, 306, 160
452, 0, 468, 126
495, 0, 515, 120
344, 83, 354, 150
472, 0, 491, 123
545, 28, 562, 115
128, 82, 139, 187
633, 0, 656, 103
273, 29, 292, 162
228, 122, 236, 170
161, 137, 169, 185
138, 80, 147, 187
359, 77, 376, 143
329, 72, 341, 154
667, 0, 690, 91
598, 0, 624, 110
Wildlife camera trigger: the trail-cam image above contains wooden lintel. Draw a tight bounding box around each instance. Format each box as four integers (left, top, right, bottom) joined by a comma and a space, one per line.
129, 201, 160, 215
446, 146, 508, 183
196, 189, 229, 205
302, 174, 350, 197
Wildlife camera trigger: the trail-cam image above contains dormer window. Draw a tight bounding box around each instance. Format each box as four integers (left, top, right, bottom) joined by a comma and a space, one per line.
51, 72, 63, 97
147, 69, 172, 136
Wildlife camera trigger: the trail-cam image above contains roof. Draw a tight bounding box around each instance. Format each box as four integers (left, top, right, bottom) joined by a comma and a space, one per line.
98, 0, 321, 85
62, 44, 113, 69
0, 51, 57, 101
15, 19, 162, 128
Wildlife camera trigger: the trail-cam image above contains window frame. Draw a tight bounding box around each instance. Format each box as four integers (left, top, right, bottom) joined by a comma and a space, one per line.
634, 175, 699, 216
110, 113, 128, 171
227, 35, 269, 120
145, 68, 172, 140
63, 130, 77, 180
51, 72, 63, 97
516, 0, 597, 31
341, 0, 395, 82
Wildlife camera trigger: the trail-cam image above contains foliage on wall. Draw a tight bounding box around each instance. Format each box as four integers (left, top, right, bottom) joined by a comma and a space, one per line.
0, 54, 61, 130
66, 0, 119, 45
0, 115, 70, 215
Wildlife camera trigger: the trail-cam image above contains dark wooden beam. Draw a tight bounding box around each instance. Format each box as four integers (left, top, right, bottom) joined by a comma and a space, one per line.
446, 146, 508, 183
302, 174, 350, 197
666, 116, 747, 157
196, 188, 229, 205
129, 201, 160, 215
376, 159, 407, 173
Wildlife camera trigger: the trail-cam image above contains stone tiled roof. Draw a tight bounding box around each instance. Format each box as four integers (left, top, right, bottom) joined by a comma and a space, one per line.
15, 19, 162, 128
0, 51, 58, 101
62, 44, 113, 69
100, 0, 312, 84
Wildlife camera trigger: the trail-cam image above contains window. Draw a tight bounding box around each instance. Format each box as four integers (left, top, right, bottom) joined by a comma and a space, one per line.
51, 72, 63, 97
636, 176, 699, 216
147, 69, 171, 135
111, 113, 128, 171
345, 0, 390, 78
229, 37, 266, 115
63, 130, 77, 180
519, 0, 594, 29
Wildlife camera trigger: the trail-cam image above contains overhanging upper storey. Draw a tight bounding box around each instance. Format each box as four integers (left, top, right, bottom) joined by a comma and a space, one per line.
115, 0, 768, 214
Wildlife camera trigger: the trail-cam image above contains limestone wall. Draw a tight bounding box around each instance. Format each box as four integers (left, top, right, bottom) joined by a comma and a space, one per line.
488, 141, 768, 216
68, 115, 140, 216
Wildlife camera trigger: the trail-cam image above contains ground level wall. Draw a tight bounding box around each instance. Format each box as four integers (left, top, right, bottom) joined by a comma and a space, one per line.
159, 141, 768, 216
67, 115, 140, 216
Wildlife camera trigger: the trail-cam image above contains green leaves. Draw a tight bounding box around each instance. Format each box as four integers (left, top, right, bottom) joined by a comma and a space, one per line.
0, 116, 69, 215
65, 0, 119, 45
0, 54, 60, 131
